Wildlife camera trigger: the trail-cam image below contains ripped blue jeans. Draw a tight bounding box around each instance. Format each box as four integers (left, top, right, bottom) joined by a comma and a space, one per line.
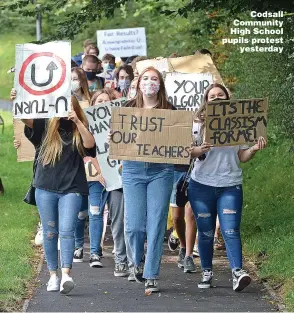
75, 182, 108, 256
188, 179, 243, 271
35, 189, 82, 271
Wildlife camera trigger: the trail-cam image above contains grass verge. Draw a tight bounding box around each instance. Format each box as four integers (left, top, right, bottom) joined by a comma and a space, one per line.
242, 131, 294, 310
0, 110, 38, 311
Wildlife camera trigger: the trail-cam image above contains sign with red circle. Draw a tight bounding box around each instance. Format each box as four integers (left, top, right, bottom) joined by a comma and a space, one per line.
19, 52, 66, 96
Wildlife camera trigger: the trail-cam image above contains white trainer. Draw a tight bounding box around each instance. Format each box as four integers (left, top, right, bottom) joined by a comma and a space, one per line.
46, 274, 59, 292
60, 275, 74, 295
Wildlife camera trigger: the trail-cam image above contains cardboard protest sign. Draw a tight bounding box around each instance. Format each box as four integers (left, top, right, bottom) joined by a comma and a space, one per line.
84, 98, 126, 191
135, 58, 171, 74
13, 41, 71, 119
13, 119, 35, 162
97, 27, 147, 58
165, 73, 213, 111
84, 158, 99, 182
78, 100, 90, 110
109, 108, 193, 165
136, 54, 223, 84
205, 98, 268, 146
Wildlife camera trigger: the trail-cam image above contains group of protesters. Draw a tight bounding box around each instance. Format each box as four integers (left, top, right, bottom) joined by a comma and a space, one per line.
10, 38, 267, 296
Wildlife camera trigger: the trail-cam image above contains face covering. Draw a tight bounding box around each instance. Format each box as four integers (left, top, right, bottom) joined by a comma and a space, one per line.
212, 97, 227, 101
71, 80, 80, 92
85, 71, 97, 81
104, 63, 115, 71
118, 79, 131, 91
139, 80, 160, 97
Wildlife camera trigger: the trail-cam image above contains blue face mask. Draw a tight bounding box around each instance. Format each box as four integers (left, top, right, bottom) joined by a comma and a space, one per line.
85, 71, 97, 81
104, 63, 115, 71
118, 79, 131, 91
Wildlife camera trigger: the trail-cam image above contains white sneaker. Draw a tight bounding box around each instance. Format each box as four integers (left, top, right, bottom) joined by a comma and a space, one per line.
46, 274, 59, 292
34, 223, 43, 246
60, 275, 74, 295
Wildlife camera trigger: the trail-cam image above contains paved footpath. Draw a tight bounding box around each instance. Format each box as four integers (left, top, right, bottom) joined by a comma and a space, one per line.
0, 99, 11, 111
26, 233, 277, 312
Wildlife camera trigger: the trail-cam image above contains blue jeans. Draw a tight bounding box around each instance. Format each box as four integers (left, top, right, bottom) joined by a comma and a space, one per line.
35, 188, 82, 271
188, 180, 243, 271
122, 161, 174, 279
75, 182, 108, 255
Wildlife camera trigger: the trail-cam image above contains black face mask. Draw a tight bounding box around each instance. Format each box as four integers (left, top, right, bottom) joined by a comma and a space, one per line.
85, 71, 97, 81
212, 97, 227, 102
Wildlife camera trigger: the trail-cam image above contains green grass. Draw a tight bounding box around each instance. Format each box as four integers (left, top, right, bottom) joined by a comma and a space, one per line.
0, 34, 34, 100
241, 132, 294, 309
0, 111, 38, 311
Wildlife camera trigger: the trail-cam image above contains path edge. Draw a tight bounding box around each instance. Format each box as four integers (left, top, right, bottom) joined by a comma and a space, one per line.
22, 250, 44, 312
246, 259, 286, 312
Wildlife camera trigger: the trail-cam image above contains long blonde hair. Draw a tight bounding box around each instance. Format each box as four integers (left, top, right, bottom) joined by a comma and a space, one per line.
38, 96, 89, 166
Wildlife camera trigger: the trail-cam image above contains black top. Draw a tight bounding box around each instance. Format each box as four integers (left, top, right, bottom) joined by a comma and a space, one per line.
25, 119, 96, 195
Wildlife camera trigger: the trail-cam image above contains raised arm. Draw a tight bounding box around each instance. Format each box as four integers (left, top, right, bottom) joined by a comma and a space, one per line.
68, 110, 95, 149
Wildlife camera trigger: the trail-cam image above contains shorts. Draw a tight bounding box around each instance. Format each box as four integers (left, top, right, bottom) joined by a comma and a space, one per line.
170, 171, 186, 208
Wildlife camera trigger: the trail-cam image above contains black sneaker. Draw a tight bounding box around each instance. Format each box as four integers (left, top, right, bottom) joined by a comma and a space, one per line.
145, 279, 159, 293
73, 248, 83, 263
89, 254, 103, 268
232, 269, 251, 292
134, 263, 145, 283
198, 270, 213, 288
184, 256, 197, 273
168, 232, 179, 251
177, 247, 186, 268
114, 263, 128, 277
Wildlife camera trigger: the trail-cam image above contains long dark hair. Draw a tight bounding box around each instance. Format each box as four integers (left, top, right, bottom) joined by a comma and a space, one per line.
126, 66, 172, 110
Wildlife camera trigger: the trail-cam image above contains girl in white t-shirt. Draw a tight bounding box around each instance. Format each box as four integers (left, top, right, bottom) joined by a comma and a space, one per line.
188, 83, 267, 292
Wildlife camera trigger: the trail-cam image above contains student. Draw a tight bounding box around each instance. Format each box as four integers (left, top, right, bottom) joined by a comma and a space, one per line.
81, 55, 104, 92
101, 54, 116, 71
72, 39, 95, 67
73, 155, 108, 267
71, 67, 92, 102
111, 67, 174, 294
85, 44, 99, 57
89, 88, 134, 278
188, 83, 267, 292
168, 197, 197, 273
15, 94, 96, 294
115, 64, 134, 97
131, 56, 148, 78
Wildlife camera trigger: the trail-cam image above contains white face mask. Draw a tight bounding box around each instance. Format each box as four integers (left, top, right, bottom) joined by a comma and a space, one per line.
71, 80, 80, 92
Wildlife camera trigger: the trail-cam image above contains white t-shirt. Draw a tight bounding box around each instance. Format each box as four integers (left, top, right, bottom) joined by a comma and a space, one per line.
191, 122, 249, 187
